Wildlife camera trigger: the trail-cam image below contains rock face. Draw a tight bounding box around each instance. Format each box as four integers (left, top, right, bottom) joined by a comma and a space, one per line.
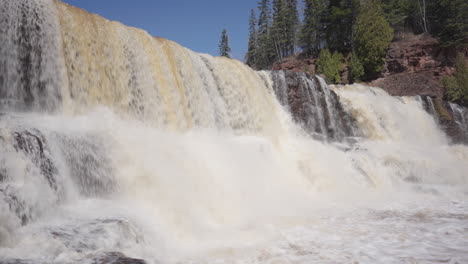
269, 71, 467, 145
12, 130, 58, 191
270, 71, 359, 142
91, 252, 147, 264
0, 252, 147, 264
0, 129, 59, 226
370, 34, 462, 98
272, 57, 316, 73
272, 34, 467, 101
419, 96, 468, 144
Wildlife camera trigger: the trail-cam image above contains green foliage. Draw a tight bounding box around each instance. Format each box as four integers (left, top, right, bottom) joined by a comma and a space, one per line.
300, 0, 326, 56
382, 0, 429, 34
428, 0, 468, 47
324, 0, 357, 53
271, 0, 287, 59
317, 49, 344, 84
218, 29, 231, 58
381, 0, 467, 44
354, 0, 393, 79
443, 54, 468, 103
246, 9, 258, 67
382, 0, 411, 31
348, 52, 364, 83
284, 0, 300, 55
270, 0, 299, 61
255, 0, 276, 69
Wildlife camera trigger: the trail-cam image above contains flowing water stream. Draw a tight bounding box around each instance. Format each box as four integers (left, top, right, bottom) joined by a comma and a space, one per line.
0, 1, 467, 263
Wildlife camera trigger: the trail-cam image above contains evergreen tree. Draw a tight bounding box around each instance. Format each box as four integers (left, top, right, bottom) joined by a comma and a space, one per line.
301, 0, 327, 56
317, 49, 344, 84
418, 0, 429, 33
354, 0, 393, 79
284, 0, 300, 56
256, 0, 275, 69
246, 9, 258, 67
271, 0, 287, 60
443, 54, 468, 104
218, 29, 231, 58
348, 52, 364, 83
428, 0, 468, 47
382, 0, 411, 32
324, 0, 357, 53
271, 0, 299, 60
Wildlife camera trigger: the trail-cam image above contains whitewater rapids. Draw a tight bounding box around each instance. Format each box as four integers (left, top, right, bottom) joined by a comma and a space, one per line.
0, 1, 468, 263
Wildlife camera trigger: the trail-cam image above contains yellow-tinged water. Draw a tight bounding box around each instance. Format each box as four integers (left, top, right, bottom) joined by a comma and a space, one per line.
52, 1, 285, 134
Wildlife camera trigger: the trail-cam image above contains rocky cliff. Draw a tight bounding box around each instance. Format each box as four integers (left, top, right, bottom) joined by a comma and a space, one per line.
369, 34, 462, 99
272, 34, 468, 144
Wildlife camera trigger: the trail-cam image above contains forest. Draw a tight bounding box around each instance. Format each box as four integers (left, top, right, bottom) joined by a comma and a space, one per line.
241, 0, 467, 94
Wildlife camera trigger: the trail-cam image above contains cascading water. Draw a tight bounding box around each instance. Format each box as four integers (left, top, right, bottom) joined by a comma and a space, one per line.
449, 103, 468, 139
418, 95, 468, 144
270, 71, 359, 142
1, 1, 468, 263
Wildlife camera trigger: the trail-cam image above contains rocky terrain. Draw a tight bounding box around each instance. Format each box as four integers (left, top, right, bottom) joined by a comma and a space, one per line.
369, 33, 462, 98
272, 34, 468, 144
273, 34, 466, 98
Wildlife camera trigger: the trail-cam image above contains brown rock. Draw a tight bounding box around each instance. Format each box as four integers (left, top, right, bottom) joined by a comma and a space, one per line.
375, 33, 465, 99
272, 56, 316, 74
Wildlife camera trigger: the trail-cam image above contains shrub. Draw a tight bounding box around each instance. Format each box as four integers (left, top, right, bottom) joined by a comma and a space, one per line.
316, 49, 344, 84
354, 0, 393, 79
443, 53, 468, 104
348, 52, 364, 83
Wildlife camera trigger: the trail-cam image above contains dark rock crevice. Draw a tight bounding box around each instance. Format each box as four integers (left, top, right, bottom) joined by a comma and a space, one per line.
419, 96, 468, 144
270, 71, 359, 142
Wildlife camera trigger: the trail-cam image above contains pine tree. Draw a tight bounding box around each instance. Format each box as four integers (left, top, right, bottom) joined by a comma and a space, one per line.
246, 9, 258, 68
324, 0, 357, 53
348, 52, 364, 83
301, 0, 327, 56
317, 49, 344, 84
382, 0, 411, 32
428, 0, 468, 47
256, 0, 274, 69
284, 0, 300, 56
219, 29, 231, 58
354, 0, 393, 79
443, 54, 468, 104
271, 0, 286, 60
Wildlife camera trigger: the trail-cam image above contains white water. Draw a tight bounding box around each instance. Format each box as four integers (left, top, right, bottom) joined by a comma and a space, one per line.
1, 1, 468, 263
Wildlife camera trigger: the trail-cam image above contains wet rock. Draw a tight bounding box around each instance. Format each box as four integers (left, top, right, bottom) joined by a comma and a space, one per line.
0, 129, 59, 225
91, 252, 146, 264
271, 71, 359, 142
0, 260, 38, 264
0, 187, 30, 226
419, 96, 468, 144
0, 253, 147, 264
12, 130, 58, 191
0, 168, 6, 182
272, 57, 316, 73
370, 71, 444, 98
46, 218, 143, 256
371, 33, 467, 99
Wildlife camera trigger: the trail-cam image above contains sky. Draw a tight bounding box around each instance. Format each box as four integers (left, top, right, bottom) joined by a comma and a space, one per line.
60, 0, 260, 61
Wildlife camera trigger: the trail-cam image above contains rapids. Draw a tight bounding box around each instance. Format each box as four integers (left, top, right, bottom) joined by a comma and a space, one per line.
0, 1, 467, 263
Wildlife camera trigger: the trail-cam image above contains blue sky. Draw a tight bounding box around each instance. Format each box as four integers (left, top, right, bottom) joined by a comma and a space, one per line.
60, 0, 262, 60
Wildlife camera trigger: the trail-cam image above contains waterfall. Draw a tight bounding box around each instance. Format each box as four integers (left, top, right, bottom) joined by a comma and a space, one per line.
1, 1, 468, 264
1, 0, 287, 135
269, 71, 358, 142
418, 95, 468, 144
